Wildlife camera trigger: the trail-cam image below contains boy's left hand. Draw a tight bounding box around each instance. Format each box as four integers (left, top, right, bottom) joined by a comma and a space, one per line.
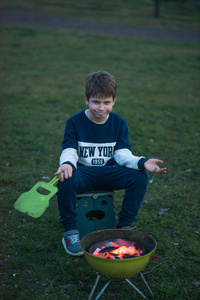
144, 159, 167, 174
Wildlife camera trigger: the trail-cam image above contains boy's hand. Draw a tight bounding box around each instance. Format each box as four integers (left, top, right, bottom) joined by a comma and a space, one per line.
144, 159, 167, 174
55, 164, 73, 182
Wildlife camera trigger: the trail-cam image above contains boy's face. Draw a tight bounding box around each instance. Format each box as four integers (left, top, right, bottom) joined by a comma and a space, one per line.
85, 96, 116, 124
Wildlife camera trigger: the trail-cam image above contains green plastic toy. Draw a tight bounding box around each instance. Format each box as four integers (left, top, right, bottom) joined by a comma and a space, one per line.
14, 175, 60, 218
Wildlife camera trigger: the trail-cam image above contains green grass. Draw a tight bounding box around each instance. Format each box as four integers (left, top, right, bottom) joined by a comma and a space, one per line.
1, 0, 200, 29
0, 14, 200, 300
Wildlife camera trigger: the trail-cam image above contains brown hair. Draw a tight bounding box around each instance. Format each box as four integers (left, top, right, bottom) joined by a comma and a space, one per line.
85, 70, 117, 100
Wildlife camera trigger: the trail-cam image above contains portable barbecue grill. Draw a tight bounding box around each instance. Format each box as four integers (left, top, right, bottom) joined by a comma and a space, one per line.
80, 229, 157, 299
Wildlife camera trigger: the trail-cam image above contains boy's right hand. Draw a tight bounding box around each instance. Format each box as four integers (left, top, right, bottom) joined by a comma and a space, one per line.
55, 164, 73, 182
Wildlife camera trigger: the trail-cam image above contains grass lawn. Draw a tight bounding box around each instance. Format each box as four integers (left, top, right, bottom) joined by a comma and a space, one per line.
0, 10, 200, 300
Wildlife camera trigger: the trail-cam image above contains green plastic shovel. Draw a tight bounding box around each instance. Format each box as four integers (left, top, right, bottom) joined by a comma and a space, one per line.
14, 175, 60, 218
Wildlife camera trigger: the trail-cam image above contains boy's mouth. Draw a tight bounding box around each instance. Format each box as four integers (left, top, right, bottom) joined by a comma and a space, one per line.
96, 111, 107, 115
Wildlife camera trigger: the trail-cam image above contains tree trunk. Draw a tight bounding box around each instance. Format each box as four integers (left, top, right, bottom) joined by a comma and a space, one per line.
154, 0, 160, 18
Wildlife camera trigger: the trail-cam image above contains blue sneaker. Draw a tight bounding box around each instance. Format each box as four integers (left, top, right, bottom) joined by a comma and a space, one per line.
120, 226, 132, 230
62, 229, 83, 256
115, 224, 132, 230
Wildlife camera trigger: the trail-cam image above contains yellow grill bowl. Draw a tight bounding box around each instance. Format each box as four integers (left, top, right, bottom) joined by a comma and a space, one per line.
80, 229, 156, 280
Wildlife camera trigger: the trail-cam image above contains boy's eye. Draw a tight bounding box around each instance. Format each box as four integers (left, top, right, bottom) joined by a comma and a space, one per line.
91, 100, 112, 105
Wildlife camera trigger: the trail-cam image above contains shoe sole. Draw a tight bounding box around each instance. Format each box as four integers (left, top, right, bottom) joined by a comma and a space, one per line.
121, 227, 132, 230
62, 237, 84, 256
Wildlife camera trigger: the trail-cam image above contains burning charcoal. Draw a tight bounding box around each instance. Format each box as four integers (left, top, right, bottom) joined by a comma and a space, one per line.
110, 253, 120, 259
91, 238, 145, 260
122, 254, 134, 259
99, 246, 119, 253
112, 255, 120, 259
101, 253, 107, 258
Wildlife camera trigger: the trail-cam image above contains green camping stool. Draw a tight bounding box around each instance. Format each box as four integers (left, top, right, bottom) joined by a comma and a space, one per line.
76, 191, 117, 239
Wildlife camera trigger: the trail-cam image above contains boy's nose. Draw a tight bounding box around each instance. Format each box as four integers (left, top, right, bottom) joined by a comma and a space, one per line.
99, 103, 105, 110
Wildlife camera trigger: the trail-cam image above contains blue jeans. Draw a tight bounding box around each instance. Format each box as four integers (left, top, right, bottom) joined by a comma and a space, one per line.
57, 165, 148, 231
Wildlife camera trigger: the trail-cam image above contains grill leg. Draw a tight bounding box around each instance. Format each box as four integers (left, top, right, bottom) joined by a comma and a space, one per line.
88, 273, 101, 300
95, 279, 112, 300
88, 272, 153, 300
125, 278, 148, 299
140, 273, 154, 297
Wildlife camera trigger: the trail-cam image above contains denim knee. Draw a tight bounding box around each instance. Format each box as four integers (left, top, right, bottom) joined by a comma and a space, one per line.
129, 169, 149, 189
137, 169, 149, 186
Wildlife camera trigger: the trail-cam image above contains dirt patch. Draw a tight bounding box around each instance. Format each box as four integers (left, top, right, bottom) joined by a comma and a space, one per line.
0, 6, 199, 43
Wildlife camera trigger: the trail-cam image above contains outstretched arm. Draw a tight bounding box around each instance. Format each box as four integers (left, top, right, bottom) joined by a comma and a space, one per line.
144, 159, 167, 174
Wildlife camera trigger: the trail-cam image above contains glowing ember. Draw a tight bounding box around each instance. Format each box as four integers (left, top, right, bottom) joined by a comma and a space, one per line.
92, 240, 144, 259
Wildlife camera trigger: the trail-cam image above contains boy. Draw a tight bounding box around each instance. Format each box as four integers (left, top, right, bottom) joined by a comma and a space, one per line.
55, 70, 166, 256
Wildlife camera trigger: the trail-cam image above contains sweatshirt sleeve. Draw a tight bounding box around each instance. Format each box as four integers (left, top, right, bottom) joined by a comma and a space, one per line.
114, 118, 149, 170
114, 149, 147, 170
59, 148, 79, 169
59, 119, 79, 168
114, 118, 131, 151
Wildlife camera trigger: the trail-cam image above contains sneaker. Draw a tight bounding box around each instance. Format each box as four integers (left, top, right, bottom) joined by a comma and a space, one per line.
62, 229, 84, 256
120, 226, 132, 230
115, 224, 132, 230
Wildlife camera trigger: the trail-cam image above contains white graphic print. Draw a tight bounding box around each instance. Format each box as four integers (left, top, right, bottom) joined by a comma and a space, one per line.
78, 141, 116, 166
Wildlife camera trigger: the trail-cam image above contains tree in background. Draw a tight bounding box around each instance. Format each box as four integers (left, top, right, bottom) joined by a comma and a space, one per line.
154, 0, 160, 18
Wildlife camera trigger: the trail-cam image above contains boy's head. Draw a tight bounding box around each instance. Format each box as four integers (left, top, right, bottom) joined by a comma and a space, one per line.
85, 70, 117, 100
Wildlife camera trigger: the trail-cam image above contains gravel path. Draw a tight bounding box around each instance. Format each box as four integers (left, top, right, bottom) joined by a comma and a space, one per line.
0, 6, 199, 43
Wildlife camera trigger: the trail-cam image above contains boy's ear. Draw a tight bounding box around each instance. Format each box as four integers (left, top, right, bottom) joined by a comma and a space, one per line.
113, 97, 117, 105
85, 96, 89, 105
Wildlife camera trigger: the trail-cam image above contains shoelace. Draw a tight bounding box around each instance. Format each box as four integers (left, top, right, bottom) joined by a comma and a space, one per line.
68, 234, 79, 244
